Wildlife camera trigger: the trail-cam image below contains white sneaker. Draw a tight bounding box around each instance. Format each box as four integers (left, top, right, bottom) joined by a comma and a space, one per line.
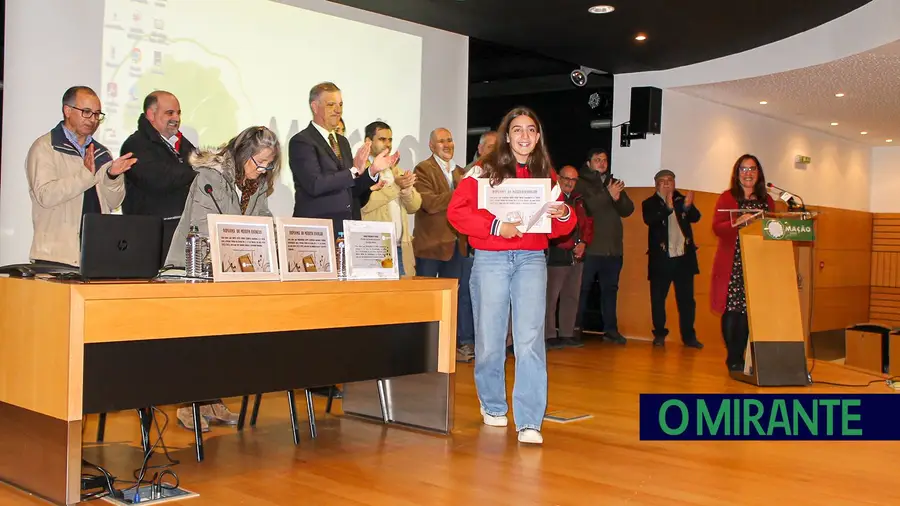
517, 429, 543, 444
479, 406, 508, 427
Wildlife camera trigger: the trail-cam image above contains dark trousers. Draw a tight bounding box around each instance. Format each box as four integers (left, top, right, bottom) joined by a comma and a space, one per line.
649, 257, 697, 342
416, 247, 470, 346
577, 255, 623, 333
546, 263, 584, 339
721, 311, 749, 369
457, 254, 475, 346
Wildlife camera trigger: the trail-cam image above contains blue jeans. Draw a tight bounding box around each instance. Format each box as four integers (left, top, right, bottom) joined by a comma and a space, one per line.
471, 249, 547, 432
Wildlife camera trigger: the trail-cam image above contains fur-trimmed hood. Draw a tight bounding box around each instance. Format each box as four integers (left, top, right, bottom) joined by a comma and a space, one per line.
189, 149, 236, 185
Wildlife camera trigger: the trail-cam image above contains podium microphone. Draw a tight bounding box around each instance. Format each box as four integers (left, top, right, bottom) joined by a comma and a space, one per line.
203, 184, 224, 214
766, 182, 805, 211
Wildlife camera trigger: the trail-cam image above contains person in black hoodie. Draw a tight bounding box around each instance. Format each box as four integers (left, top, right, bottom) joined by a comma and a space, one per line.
641, 170, 703, 348
120, 91, 197, 264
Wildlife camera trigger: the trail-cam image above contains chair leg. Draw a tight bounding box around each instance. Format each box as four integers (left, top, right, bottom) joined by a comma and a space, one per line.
305, 390, 317, 439
325, 387, 335, 414
376, 379, 390, 424
250, 394, 262, 427
237, 396, 250, 431
287, 390, 301, 446
96, 413, 107, 442
191, 403, 204, 462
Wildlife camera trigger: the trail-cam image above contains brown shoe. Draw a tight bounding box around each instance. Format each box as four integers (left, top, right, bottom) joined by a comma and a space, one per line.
177, 406, 210, 432
202, 401, 240, 425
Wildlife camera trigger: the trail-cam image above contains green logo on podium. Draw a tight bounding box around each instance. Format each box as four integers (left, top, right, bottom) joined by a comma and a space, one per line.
763, 219, 814, 241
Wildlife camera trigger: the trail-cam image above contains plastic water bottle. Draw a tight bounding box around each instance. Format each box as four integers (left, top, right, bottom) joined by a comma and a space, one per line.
335, 232, 346, 280
185, 225, 203, 278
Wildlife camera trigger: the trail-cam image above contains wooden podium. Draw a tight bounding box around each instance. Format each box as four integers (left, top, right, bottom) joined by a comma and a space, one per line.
729, 210, 816, 386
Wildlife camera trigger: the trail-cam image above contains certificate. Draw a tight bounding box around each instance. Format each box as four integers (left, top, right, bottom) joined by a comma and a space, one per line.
343, 220, 400, 280
274, 217, 337, 281
476, 178, 561, 233
207, 215, 279, 282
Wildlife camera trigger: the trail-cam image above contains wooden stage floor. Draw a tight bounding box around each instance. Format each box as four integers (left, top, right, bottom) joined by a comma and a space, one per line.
2, 336, 898, 506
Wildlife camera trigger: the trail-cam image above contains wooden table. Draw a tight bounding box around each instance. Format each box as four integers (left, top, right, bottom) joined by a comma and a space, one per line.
0, 276, 458, 505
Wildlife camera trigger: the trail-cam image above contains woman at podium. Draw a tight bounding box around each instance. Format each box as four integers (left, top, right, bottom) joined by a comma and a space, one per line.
710, 154, 775, 371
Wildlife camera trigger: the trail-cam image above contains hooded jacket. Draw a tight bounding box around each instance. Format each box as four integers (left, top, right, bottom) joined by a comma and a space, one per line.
165, 150, 272, 267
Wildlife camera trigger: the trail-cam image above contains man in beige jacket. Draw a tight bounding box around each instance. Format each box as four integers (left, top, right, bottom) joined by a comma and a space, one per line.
361, 121, 421, 276
26, 86, 137, 266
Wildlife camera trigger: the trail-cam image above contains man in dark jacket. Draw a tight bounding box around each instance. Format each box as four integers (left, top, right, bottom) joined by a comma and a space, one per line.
120, 91, 197, 264
546, 166, 592, 349
576, 148, 634, 344
641, 169, 703, 348
289, 82, 393, 234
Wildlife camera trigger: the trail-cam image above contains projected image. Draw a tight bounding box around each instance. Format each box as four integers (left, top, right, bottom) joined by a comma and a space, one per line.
100, 0, 423, 216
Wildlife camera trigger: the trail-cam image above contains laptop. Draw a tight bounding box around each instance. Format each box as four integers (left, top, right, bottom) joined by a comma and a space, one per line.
79, 214, 163, 280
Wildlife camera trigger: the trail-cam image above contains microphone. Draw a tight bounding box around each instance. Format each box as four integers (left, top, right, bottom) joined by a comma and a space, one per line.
766, 182, 805, 211
203, 184, 223, 214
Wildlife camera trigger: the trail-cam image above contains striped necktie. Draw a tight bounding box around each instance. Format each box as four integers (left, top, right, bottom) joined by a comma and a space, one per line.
328, 132, 342, 161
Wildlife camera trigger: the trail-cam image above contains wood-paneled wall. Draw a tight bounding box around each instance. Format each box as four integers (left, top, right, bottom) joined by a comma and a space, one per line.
613, 188, 871, 342
870, 214, 900, 325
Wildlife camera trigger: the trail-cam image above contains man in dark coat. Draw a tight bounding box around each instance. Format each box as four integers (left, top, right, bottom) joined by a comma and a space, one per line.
641, 169, 703, 348
120, 91, 197, 264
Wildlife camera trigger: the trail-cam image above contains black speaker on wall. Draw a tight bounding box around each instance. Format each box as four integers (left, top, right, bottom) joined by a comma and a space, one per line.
630, 86, 662, 134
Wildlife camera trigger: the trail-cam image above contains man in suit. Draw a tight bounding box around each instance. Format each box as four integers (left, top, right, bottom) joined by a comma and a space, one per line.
641, 169, 703, 349
120, 91, 198, 265
289, 82, 395, 234
413, 127, 472, 361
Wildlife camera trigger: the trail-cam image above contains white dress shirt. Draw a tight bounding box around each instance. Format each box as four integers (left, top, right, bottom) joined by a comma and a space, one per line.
433, 154, 455, 189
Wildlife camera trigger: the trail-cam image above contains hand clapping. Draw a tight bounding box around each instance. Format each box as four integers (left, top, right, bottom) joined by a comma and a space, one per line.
608, 179, 625, 201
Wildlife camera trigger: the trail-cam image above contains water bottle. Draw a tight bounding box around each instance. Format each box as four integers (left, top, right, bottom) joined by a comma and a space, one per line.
335, 232, 346, 280
185, 225, 203, 278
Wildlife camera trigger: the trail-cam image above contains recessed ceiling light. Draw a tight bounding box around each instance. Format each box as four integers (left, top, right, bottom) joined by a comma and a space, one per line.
861, 131, 868, 135
831, 122, 839, 126
588, 5, 615, 14
759, 101, 768, 105
635, 33, 647, 41
835, 93, 845, 97
888, 139, 894, 143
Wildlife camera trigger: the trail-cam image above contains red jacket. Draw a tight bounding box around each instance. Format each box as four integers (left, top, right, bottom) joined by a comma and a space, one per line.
447, 164, 576, 251
710, 190, 775, 314
550, 192, 592, 250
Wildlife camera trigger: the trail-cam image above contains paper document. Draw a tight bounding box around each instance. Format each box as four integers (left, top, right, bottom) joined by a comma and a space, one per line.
476, 178, 561, 234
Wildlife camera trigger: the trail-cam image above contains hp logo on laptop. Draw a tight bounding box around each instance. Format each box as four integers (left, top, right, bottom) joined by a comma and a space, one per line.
117, 240, 128, 251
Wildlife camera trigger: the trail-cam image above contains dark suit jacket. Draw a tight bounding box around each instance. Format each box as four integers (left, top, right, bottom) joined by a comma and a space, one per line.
641, 190, 701, 279
289, 122, 376, 233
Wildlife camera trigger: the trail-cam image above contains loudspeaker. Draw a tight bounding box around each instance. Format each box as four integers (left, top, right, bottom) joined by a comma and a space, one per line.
629, 86, 662, 134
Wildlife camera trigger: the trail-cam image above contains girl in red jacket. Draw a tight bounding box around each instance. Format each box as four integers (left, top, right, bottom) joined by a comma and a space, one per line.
447, 107, 575, 445
711, 154, 775, 372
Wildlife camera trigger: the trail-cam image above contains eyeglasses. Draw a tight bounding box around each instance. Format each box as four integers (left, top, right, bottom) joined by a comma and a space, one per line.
251, 155, 274, 172
67, 105, 106, 122
559, 176, 578, 182
739, 166, 759, 172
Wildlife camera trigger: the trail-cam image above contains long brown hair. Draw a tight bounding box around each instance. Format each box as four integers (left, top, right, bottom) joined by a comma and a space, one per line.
481, 107, 553, 186
729, 153, 767, 202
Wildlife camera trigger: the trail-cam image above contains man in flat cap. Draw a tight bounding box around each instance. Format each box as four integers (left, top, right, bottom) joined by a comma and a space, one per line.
641, 169, 703, 348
